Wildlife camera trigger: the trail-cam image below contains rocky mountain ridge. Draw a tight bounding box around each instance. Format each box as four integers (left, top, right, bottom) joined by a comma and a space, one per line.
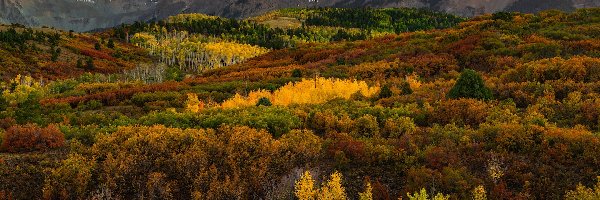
0, 0, 597, 31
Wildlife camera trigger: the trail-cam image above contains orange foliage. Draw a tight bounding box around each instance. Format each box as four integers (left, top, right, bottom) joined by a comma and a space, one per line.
1, 124, 64, 152
348, 61, 395, 80
408, 53, 459, 77
502, 56, 600, 83
89, 125, 294, 199
431, 99, 490, 126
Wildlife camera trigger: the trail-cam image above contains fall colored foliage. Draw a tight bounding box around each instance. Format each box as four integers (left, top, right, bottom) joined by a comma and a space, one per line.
564, 177, 600, 200
131, 31, 269, 72
1, 124, 64, 152
221, 77, 379, 108
295, 171, 348, 200
0, 24, 147, 81
1, 7, 600, 200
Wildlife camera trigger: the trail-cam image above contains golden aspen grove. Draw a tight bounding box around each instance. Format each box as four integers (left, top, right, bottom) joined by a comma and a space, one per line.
221, 77, 379, 108
0, 6, 600, 200
131, 31, 269, 72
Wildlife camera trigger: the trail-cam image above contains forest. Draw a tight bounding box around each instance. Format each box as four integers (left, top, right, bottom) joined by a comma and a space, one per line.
0, 25, 150, 81
1, 7, 600, 200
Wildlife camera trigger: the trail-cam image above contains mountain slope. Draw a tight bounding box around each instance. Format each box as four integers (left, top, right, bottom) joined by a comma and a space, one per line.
0, 24, 150, 81
0, 0, 597, 31
3, 8, 597, 200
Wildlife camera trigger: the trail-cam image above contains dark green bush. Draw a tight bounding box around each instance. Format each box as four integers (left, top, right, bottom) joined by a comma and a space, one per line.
256, 97, 272, 106
292, 69, 303, 78
447, 69, 493, 100
378, 84, 393, 99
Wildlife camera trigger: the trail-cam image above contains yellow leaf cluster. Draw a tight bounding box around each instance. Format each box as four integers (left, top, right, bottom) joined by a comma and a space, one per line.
221, 78, 379, 108
221, 90, 272, 109
407, 188, 450, 200
131, 31, 269, 71
131, 32, 158, 47
318, 171, 347, 200
203, 42, 269, 62
2, 74, 43, 105
358, 182, 373, 200
294, 171, 347, 200
185, 93, 204, 113
406, 73, 422, 90
295, 171, 317, 200
43, 153, 95, 199
564, 177, 600, 200
472, 185, 487, 200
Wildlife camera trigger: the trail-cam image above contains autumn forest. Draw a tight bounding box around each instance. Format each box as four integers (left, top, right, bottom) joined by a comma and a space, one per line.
0, 7, 600, 200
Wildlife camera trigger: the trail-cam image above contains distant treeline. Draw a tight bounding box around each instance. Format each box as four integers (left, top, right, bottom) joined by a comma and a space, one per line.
112, 8, 464, 49
303, 7, 464, 32
0, 27, 61, 51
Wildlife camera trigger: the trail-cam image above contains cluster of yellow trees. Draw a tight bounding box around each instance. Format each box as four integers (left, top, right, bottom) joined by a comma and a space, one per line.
294, 171, 491, 200
1, 75, 43, 105
564, 177, 600, 200
221, 78, 380, 108
131, 31, 268, 72
294, 171, 348, 200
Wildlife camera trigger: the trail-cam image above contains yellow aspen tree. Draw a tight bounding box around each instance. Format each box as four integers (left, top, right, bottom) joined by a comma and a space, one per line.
185, 93, 203, 113
407, 189, 429, 200
317, 171, 347, 200
295, 171, 317, 200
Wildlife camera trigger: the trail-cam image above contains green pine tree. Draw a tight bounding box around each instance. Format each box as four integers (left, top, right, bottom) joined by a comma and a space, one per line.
447, 69, 493, 100
256, 97, 272, 106
107, 39, 115, 49
85, 58, 95, 70
292, 69, 303, 78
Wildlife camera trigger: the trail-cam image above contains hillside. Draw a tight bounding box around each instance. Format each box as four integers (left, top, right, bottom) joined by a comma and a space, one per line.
112, 8, 464, 75
0, 24, 151, 81
0, 0, 598, 31
1, 7, 600, 200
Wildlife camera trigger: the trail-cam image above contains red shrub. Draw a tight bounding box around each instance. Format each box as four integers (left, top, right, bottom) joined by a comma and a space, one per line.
448, 34, 482, 56
372, 180, 392, 200
1, 124, 65, 152
0, 117, 16, 130
299, 49, 344, 64
326, 132, 366, 161
78, 48, 117, 62
0, 190, 13, 200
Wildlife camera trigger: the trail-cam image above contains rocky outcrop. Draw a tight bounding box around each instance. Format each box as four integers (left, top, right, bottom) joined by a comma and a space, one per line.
0, 0, 594, 32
